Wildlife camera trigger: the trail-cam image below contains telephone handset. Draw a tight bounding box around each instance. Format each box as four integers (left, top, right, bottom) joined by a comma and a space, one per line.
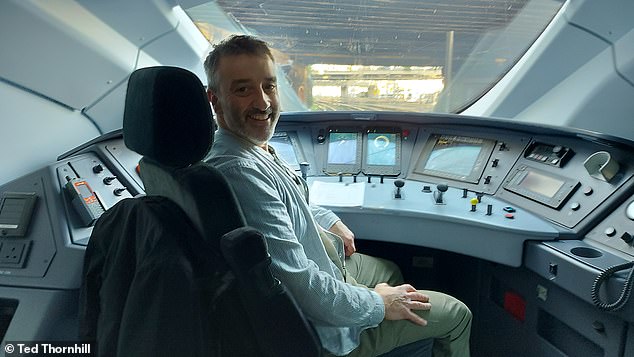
591, 261, 634, 311
64, 177, 105, 226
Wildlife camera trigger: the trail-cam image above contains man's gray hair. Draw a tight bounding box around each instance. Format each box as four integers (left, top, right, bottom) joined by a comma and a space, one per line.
203, 35, 275, 91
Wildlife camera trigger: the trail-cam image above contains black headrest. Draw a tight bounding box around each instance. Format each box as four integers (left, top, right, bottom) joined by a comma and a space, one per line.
123, 66, 213, 167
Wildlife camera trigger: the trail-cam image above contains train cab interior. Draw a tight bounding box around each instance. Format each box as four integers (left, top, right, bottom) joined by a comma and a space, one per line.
1, 0, 634, 356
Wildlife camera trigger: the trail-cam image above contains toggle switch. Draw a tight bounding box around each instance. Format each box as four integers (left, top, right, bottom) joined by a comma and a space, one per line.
103, 176, 116, 185
114, 187, 127, 196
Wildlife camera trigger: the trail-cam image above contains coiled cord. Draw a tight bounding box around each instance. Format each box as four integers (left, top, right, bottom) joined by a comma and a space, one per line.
591, 261, 634, 311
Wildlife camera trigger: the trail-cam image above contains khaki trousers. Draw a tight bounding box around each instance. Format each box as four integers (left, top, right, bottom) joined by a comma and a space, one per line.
339, 253, 472, 357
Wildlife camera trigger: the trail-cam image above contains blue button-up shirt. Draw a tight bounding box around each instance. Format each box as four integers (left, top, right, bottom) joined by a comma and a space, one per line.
207, 128, 384, 356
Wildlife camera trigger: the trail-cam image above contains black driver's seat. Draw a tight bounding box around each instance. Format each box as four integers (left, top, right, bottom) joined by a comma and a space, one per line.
79, 66, 321, 357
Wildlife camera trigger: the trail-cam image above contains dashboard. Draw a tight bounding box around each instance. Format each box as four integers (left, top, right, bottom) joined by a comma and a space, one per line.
1, 112, 634, 326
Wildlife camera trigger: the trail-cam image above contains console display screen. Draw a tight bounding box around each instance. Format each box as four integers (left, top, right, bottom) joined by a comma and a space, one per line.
414, 134, 495, 183
362, 129, 402, 176
328, 132, 358, 165
517, 170, 564, 198
425, 141, 482, 177
503, 166, 579, 209
268, 131, 305, 170
324, 129, 363, 174
367, 133, 397, 166
269, 133, 299, 168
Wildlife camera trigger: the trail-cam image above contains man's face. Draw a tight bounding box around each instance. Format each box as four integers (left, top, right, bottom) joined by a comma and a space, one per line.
208, 54, 280, 148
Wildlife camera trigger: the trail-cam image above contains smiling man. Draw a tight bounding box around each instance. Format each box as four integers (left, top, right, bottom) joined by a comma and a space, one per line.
206, 46, 279, 147
204, 35, 471, 357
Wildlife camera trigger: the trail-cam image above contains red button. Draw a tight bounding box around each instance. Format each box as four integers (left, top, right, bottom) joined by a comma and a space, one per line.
504, 213, 515, 219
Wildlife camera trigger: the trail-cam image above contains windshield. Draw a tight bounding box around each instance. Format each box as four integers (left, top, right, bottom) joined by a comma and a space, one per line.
184, 0, 564, 113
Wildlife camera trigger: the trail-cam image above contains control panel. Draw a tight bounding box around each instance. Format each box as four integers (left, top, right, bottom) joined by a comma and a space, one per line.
57, 154, 133, 245
523, 141, 574, 167
497, 135, 633, 229
1, 113, 634, 283
276, 119, 633, 234
0, 139, 140, 286
306, 175, 560, 266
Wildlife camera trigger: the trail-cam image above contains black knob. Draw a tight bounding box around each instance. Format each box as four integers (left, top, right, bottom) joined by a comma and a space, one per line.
92, 164, 104, 174
394, 179, 405, 199
113, 187, 127, 196
317, 130, 326, 144
621, 232, 633, 244
492, 159, 499, 167
103, 176, 116, 185
434, 184, 447, 204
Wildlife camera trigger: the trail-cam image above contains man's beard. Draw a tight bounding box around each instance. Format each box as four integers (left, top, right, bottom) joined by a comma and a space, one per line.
230, 107, 279, 146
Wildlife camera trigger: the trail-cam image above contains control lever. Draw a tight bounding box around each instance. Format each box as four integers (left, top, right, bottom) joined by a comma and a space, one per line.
394, 179, 405, 199
299, 162, 310, 180
434, 183, 448, 204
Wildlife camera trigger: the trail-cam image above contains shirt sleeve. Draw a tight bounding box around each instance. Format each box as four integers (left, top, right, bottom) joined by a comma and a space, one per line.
216, 160, 384, 329
311, 205, 340, 229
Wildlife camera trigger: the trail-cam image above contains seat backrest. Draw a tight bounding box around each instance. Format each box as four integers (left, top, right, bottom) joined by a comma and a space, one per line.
123, 66, 245, 249
80, 66, 321, 357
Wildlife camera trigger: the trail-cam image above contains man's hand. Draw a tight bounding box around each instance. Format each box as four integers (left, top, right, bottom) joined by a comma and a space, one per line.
328, 220, 356, 256
375, 283, 431, 326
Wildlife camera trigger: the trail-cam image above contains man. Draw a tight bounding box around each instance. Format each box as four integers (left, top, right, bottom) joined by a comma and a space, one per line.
204, 34, 471, 357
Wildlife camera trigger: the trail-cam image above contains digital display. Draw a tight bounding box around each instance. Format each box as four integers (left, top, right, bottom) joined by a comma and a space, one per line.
75, 183, 93, 198
424, 140, 483, 177
328, 132, 358, 165
503, 166, 580, 209
415, 134, 495, 183
517, 170, 564, 198
269, 134, 299, 168
367, 133, 397, 166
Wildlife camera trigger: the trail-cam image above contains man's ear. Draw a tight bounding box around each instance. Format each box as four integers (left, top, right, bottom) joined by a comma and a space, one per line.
207, 89, 222, 115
